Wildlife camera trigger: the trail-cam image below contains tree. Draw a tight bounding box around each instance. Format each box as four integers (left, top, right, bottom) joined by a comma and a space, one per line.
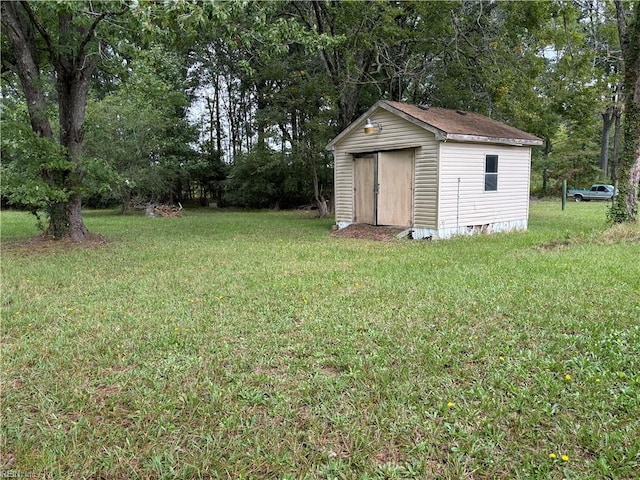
514, 1, 623, 195
83, 45, 198, 209
1, 1, 128, 240
612, 0, 640, 223
186, 1, 336, 212
292, 1, 390, 131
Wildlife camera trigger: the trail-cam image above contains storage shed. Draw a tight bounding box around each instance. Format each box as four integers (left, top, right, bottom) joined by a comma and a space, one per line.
326, 100, 543, 239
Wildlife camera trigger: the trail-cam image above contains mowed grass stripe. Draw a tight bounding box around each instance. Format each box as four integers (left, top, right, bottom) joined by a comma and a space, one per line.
1, 202, 638, 479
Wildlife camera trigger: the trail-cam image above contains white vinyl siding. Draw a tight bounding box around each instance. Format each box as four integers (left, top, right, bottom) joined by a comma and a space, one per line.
331, 109, 438, 227
413, 139, 438, 228
437, 143, 531, 230
334, 150, 354, 223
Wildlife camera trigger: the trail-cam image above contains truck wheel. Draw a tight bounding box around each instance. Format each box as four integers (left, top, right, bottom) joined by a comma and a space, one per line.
574, 194, 583, 202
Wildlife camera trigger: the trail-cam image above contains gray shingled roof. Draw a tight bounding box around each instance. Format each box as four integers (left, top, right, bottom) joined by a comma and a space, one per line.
384, 101, 542, 143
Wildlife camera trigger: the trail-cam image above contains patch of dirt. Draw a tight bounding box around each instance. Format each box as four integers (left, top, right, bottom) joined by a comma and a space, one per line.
535, 238, 572, 251
597, 223, 640, 244
535, 224, 640, 252
0, 451, 15, 470
91, 384, 124, 405
373, 444, 403, 467
3, 233, 109, 255
330, 223, 407, 241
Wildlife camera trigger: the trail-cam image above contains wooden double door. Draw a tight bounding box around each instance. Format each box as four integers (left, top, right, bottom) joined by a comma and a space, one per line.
354, 149, 414, 227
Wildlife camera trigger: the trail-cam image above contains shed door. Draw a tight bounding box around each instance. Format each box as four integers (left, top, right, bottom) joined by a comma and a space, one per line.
377, 149, 414, 226
354, 154, 376, 224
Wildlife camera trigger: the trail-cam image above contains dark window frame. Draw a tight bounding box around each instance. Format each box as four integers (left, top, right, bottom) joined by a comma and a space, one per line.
485, 154, 498, 191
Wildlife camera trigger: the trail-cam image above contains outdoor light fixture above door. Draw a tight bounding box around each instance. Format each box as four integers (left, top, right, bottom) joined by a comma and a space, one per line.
363, 118, 382, 135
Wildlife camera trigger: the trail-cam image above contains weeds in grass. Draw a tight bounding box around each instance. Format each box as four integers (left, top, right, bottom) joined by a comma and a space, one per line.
1, 202, 639, 478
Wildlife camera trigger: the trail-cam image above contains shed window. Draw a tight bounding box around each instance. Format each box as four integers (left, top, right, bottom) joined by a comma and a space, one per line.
485, 155, 498, 191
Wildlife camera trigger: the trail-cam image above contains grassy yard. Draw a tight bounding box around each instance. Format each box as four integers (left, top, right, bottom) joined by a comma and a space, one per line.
1, 201, 639, 479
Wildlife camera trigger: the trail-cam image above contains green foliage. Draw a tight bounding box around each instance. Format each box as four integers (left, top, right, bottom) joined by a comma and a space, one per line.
79, 157, 127, 208
546, 124, 603, 188
1, 116, 127, 214
1, 120, 71, 216
224, 145, 311, 209
526, 0, 623, 194
608, 193, 629, 224
185, 147, 228, 205
83, 46, 198, 205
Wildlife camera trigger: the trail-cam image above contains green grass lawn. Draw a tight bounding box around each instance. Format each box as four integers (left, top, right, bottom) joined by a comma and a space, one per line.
1, 201, 639, 479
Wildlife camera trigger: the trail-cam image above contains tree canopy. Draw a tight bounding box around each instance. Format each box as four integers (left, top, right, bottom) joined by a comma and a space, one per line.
2, 0, 638, 239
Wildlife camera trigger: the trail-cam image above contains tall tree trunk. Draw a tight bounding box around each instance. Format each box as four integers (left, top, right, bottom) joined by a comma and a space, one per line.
206, 97, 214, 157
542, 138, 552, 196
214, 74, 223, 161
228, 75, 239, 159
308, 131, 328, 218
614, 0, 640, 223
611, 107, 622, 182
312, 161, 328, 218
255, 80, 267, 151
1, 3, 52, 139
601, 106, 615, 176
54, 67, 91, 240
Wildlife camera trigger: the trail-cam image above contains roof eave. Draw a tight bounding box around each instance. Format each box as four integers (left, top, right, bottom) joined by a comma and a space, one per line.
444, 134, 544, 147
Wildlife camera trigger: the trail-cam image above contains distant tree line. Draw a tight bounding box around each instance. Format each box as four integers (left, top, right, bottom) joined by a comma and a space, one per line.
1, 0, 638, 239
